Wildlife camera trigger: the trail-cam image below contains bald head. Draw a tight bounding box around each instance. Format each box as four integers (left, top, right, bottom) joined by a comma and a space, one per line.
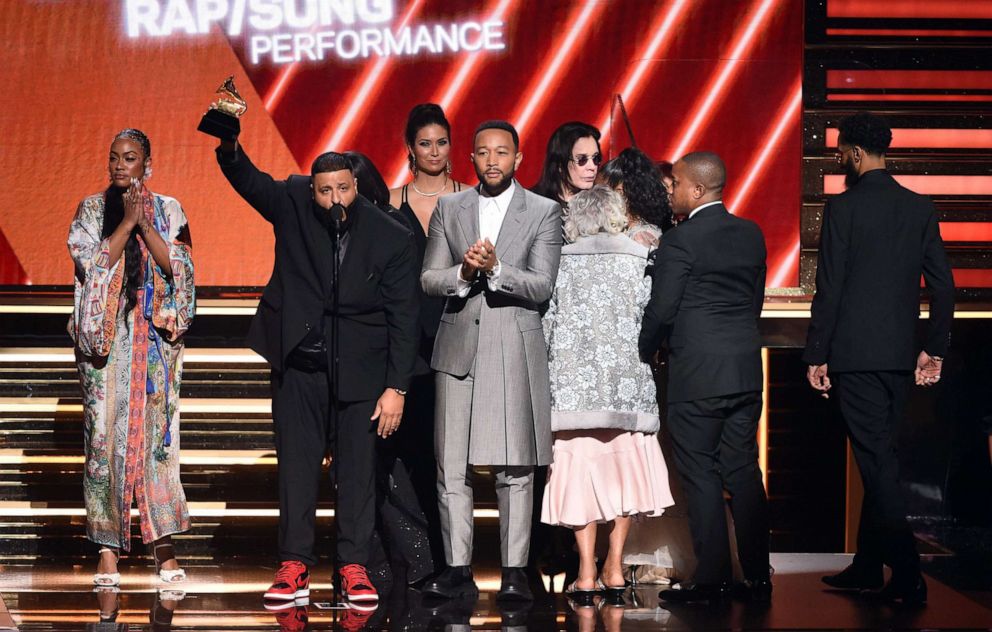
681, 152, 725, 193
670, 151, 726, 217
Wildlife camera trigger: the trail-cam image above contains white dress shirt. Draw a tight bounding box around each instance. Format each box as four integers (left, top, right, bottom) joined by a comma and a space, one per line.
456, 181, 516, 295
688, 199, 723, 220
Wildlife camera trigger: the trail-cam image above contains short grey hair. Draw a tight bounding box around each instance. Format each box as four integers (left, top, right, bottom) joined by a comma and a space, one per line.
563, 185, 627, 242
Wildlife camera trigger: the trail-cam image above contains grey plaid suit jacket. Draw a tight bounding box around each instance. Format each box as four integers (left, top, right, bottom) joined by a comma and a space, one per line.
421, 182, 562, 465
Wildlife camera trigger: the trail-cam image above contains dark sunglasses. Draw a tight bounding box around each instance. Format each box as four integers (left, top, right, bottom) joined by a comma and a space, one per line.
570, 153, 602, 167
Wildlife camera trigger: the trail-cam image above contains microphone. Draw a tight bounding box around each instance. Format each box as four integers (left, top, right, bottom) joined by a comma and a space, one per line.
328, 202, 348, 239
328, 203, 347, 224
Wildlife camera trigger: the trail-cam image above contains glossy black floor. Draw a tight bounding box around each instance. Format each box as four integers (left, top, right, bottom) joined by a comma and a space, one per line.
2, 553, 991, 631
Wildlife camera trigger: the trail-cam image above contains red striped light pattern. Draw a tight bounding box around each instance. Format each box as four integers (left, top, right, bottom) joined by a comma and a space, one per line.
824, 175, 992, 195
827, 0, 992, 19
668, 0, 781, 161
939, 223, 992, 242
826, 70, 992, 90
826, 128, 992, 149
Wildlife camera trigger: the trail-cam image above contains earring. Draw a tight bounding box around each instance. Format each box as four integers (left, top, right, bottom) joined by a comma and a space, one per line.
408, 154, 417, 177
445, 161, 452, 175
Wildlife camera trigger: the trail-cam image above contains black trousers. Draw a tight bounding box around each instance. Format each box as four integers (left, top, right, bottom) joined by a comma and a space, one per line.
271, 366, 376, 567
832, 371, 919, 578
667, 391, 769, 585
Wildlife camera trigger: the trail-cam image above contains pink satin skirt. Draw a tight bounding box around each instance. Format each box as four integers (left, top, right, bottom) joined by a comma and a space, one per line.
541, 428, 675, 528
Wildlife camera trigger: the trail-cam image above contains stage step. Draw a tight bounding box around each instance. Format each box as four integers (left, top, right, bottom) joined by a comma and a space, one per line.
0, 347, 499, 561
0, 348, 270, 400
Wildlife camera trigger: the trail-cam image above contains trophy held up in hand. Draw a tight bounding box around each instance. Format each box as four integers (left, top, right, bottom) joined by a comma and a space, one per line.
197, 76, 247, 140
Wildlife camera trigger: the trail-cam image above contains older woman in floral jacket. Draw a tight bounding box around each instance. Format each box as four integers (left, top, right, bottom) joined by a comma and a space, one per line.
541, 185, 673, 599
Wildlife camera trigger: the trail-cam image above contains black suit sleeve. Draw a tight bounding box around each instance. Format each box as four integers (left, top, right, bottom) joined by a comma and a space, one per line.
216, 146, 287, 224
803, 198, 850, 365
638, 230, 693, 363
381, 231, 420, 391
754, 229, 767, 317
921, 208, 955, 356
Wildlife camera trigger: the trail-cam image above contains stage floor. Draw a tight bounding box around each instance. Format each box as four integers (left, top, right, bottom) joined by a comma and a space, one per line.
1, 554, 990, 631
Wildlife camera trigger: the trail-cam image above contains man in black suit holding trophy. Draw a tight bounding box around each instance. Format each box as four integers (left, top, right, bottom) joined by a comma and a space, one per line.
201, 78, 420, 607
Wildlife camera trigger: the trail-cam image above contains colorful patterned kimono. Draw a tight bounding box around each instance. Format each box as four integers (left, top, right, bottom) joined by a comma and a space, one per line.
68, 190, 195, 551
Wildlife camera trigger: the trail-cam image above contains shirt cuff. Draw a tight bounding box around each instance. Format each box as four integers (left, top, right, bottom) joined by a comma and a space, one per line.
485, 259, 501, 292
455, 267, 473, 298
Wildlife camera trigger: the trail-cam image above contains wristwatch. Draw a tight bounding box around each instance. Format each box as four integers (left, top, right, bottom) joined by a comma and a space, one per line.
392, 388, 407, 396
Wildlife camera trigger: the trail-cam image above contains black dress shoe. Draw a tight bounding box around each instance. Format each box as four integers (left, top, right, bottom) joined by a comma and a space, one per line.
821, 563, 884, 591
735, 579, 772, 604
876, 575, 927, 606
497, 599, 532, 627
659, 582, 731, 604
496, 567, 533, 601
421, 566, 479, 600
415, 594, 476, 625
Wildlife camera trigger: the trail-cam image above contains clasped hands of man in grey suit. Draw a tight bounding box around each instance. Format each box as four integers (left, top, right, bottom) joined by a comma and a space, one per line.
461, 237, 497, 278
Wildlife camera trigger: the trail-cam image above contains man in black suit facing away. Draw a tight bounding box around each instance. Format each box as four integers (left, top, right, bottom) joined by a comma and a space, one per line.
215, 130, 419, 606
804, 112, 954, 605
639, 152, 770, 603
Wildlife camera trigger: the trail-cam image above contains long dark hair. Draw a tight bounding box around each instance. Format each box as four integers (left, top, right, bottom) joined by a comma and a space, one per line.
344, 151, 390, 210
102, 129, 151, 319
404, 103, 452, 173
600, 147, 674, 233
532, 121, 600, 206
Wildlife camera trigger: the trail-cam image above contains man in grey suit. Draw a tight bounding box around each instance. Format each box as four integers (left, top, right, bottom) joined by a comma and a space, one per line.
420, 120, 562, 601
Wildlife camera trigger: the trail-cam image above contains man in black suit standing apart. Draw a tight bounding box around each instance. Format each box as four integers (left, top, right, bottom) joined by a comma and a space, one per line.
804, 112, 954, 605
639, 152, 770, 603
215, 128, 419, 606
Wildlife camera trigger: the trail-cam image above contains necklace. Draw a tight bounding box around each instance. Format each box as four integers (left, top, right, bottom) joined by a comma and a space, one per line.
411, 174, 448, 197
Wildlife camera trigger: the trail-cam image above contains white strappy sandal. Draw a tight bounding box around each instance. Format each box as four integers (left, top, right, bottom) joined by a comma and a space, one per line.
153, 540, 187, 583
93, 547, 121, 587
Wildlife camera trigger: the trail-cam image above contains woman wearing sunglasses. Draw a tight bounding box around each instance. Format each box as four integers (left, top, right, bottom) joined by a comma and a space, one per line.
533, 121, 602, 241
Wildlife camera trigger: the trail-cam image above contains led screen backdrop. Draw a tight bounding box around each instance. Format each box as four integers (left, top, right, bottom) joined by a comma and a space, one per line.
0, 0, 803, 287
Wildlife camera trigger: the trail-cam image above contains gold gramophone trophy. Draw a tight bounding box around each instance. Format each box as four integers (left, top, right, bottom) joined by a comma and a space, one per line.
197, 76, 247, 140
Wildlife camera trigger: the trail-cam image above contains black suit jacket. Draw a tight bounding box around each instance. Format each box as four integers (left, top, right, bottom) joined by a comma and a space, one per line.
803, 169, 954, 371
638, 203, 767, 403
217, 147, 419, 401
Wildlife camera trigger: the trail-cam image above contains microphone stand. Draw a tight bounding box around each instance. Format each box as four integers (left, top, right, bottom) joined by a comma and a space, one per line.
330, 208, 343, 606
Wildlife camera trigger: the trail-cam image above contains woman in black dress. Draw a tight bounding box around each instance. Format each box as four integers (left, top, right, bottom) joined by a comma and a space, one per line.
388, 103, 469, 236
386, 105, 468, 584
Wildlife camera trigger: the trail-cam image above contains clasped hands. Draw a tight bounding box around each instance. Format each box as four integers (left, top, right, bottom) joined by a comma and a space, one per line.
460, 238, 497, 280
122, 178, 155, 235
806, 350, 943, 399
914, 351, 942, 387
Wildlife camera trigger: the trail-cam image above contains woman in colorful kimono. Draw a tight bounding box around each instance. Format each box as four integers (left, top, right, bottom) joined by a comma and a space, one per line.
68, 129, 195, 587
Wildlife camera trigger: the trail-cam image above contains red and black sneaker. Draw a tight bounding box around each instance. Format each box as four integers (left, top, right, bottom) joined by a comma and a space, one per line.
264, 561, 310, 601
339, 563, 378, 602
339, 602, 376, 631
273, 602, 308, 632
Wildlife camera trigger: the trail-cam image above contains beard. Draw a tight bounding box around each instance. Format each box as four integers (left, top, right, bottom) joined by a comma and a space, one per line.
843, 159, 860, 189
312, 199, 352, 234
475, 165, 515, 195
